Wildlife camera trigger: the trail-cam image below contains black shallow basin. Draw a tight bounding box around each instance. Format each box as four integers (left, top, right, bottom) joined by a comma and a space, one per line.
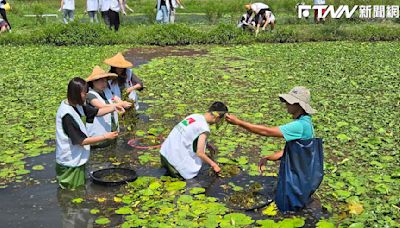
90, 168, 138, 186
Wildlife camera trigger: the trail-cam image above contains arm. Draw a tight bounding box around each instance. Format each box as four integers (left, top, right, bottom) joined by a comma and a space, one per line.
59, 0, 64, 10
226, 114, 283, 137
126, 84, 142, 93
262, 15, 270, 30
258, 150, 284, 173
119, 0, 126, 14
81, 132, 118, 146
97, 105, 123, 116
126, 73, 144, 93
125, 3, 134, 12
196, 133, 220, 172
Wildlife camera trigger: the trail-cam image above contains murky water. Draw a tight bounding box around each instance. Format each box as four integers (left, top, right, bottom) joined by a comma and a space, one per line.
0, 47, 328, 227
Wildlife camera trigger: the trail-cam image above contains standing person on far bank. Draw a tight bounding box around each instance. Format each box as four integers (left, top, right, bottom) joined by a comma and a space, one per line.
108, 0, 126, 31
87, 0, 99, 23
99, 0, 111, 26
169, 0, 183, 24
156, 0, 170, 23
59, 0, 75, 24
0, 0, 11, 31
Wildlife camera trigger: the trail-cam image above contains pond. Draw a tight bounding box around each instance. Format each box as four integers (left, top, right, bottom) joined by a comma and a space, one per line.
2, 42, 398, 227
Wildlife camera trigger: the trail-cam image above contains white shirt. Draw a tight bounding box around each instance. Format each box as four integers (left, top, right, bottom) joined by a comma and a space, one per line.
63, 0, 75, 10
160, 114, 210, 179
251, 3, 269, 14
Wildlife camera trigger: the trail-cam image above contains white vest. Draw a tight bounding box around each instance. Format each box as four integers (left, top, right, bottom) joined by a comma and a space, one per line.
108, 68, 140, 110
63, 0, 75, 10
100, 0, 111, 12
55, 101, 90, 167
86, 88, 119, 137
160, 114, 210, 179
87, 0, 99, 11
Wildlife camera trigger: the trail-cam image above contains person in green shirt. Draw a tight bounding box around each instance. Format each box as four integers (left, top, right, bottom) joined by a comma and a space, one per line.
225, 86, 316, 172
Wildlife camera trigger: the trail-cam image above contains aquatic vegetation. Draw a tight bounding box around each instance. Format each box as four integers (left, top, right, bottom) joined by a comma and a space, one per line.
0, 42, 399, 226
102, 173, 128, 182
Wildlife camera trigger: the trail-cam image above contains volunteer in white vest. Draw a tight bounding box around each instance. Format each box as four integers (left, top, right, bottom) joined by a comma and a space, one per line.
99, 0, 111, 25
107, 0, 126, 31
104, 52, 143, 111
86, 66, 132, 147
59, 0, 75, 24
245, 2, 270, 36
86, 0, 99, 23
55, 77, 123, 190
169, 0, 184, 24
160, 102, 229, 179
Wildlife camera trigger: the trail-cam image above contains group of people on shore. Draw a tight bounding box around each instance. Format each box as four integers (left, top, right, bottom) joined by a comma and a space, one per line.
238, 2, 276, 35
56, 51, 323, 211
59, 0, 184, 30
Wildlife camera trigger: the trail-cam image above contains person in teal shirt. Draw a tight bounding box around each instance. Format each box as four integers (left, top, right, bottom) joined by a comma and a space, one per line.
226, 86, 316, 172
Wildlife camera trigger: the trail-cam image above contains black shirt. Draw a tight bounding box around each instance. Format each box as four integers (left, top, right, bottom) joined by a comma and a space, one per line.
61, 105, 98, 145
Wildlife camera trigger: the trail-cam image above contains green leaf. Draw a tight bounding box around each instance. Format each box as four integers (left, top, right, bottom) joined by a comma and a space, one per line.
316, 220, 335, 228
71, 198, 84, 204
190, 187, 206, 195
95, 217, 111, 225
115, 206, 134, 215
90, 209, 100, 215
32, 165, 45, 171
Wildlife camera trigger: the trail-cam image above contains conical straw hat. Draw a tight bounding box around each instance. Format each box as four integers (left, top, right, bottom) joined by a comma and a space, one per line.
86, 66, 117, 82
103, 52, 133, 68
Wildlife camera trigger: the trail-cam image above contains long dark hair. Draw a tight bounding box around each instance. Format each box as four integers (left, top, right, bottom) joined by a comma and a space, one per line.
110, 67, 127, 87
67, 77, 87, 106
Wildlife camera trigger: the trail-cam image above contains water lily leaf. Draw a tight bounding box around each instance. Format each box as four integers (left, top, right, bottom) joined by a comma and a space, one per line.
114, 197, 122, 203
116, 206, 134, 215
95, 217, 111, 225
262, 202, 277, 216
149, 181, 162, 190
316, 220, 335, 228
256, 219, 277, 228
349, 222, 364, 228
32, 165, 45, 171
165, 181, 186, 191
190, 187, 206, 195
216, 157, 234, 164
135, 130, 145, 137
97, 197, 107, 203
220, 213, 254, 227
90, 209, 100, 215
348, 201, 364, 215
178, 195, 193, 204
71, 198, 84, 204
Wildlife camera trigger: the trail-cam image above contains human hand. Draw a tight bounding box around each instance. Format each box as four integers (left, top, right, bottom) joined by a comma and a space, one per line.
225, 114, 240, 125
258, 156, 268, 174
212, 164, 221, 173
121, 101, 132, 108
104, 131, 119, 140
115, 104, 126, 114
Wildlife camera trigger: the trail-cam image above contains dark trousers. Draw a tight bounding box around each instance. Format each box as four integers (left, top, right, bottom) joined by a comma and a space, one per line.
108, 10, 120, 31
101, 11, 110, 26
0, 8, 11, 29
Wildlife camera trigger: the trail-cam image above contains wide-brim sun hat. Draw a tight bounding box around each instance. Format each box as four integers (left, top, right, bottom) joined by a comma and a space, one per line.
103, 52, 133, 68
279, 86, 317, 114
86, 66, 118, 82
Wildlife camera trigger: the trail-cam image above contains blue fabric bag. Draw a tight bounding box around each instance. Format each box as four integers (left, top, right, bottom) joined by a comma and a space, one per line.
275, 138, 324, 212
